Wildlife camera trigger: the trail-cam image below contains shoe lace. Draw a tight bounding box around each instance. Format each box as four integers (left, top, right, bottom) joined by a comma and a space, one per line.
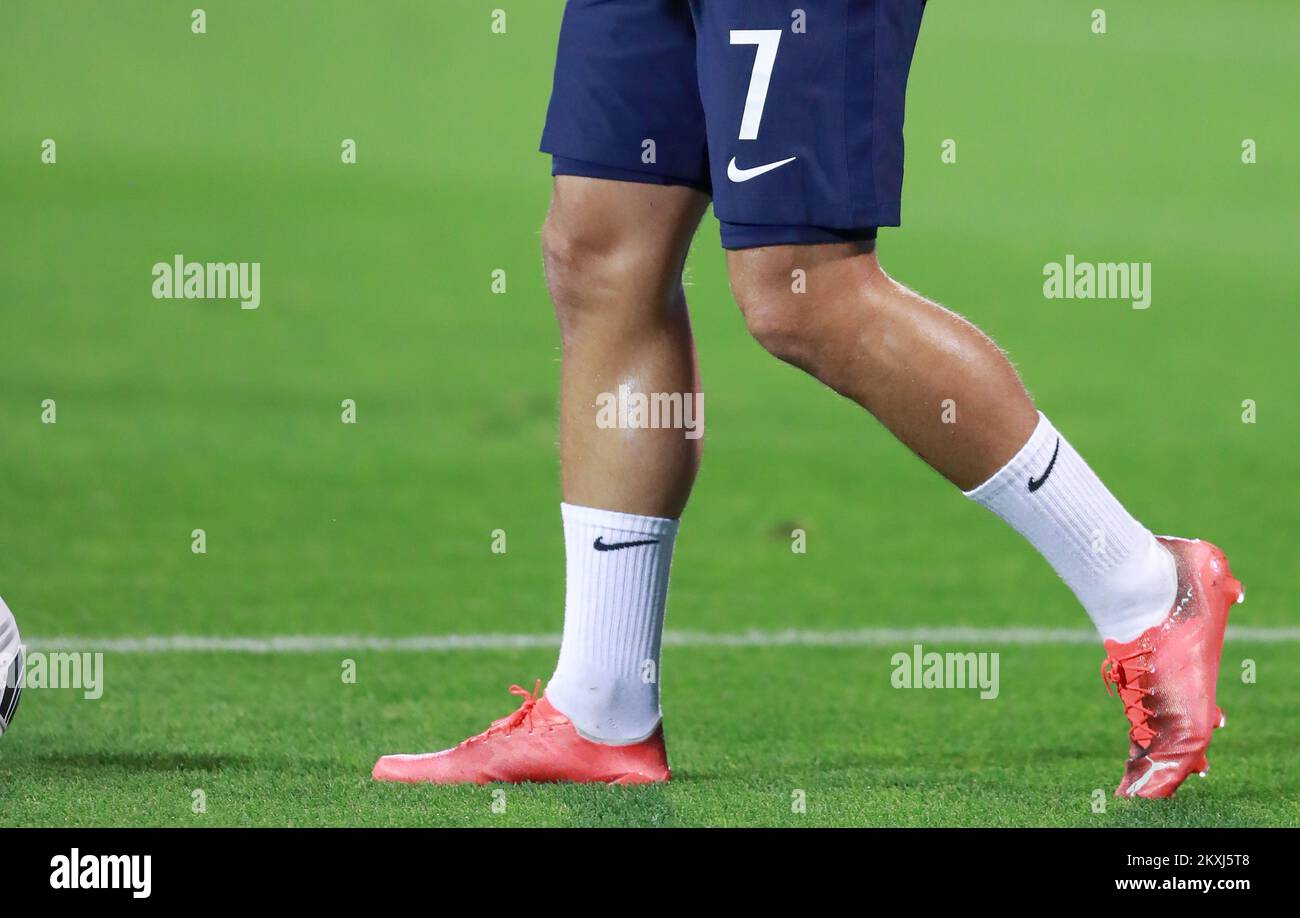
464, 680, 543, 745
1101, 651, 1158, 747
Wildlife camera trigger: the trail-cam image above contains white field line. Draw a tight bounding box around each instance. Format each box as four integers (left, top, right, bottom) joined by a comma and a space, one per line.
22, 626, 1300, 654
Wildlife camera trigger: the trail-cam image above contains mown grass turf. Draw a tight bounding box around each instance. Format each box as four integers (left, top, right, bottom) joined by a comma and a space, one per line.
4, 644, 1295, 827
0, 0, 1296, 825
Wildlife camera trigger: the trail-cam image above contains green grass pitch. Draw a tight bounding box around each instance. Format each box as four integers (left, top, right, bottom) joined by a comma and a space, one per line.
0, 1, 1296, 826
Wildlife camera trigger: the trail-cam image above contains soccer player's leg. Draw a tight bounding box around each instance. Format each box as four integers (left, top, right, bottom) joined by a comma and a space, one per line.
728, 246, 1243, 797
373, 0, 710, 784
699, 0, 1240, 798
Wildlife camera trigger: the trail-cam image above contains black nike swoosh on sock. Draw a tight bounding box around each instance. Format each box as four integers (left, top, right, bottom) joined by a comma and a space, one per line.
1027, 437, 1061, 493
592, 537, 660, 552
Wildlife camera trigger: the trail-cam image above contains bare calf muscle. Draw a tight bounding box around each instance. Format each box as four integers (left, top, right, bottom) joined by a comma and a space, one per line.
543, 176, 709, 519
727, 242, 1038, 491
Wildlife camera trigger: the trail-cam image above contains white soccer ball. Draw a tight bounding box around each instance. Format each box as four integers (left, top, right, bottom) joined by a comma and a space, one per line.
0, 596, 23, 736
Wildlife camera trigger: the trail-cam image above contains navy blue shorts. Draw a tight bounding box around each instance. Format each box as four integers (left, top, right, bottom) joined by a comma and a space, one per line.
540, 0, 927, 249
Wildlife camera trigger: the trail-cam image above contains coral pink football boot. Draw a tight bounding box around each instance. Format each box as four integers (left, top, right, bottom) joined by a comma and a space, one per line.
1101, 537, 1244, 799
372, 681, 670, 785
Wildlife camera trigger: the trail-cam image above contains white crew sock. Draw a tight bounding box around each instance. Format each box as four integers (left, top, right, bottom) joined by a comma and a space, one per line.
964, 412, 1176, 642
546, 502, 679, 743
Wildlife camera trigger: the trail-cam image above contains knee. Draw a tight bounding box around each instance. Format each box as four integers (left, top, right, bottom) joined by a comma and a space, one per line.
739, 297, 813, 367
543, 208, 686, 345
729, 246, 894, 368
541, 211, 613, 337
728, 254, 821, 367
